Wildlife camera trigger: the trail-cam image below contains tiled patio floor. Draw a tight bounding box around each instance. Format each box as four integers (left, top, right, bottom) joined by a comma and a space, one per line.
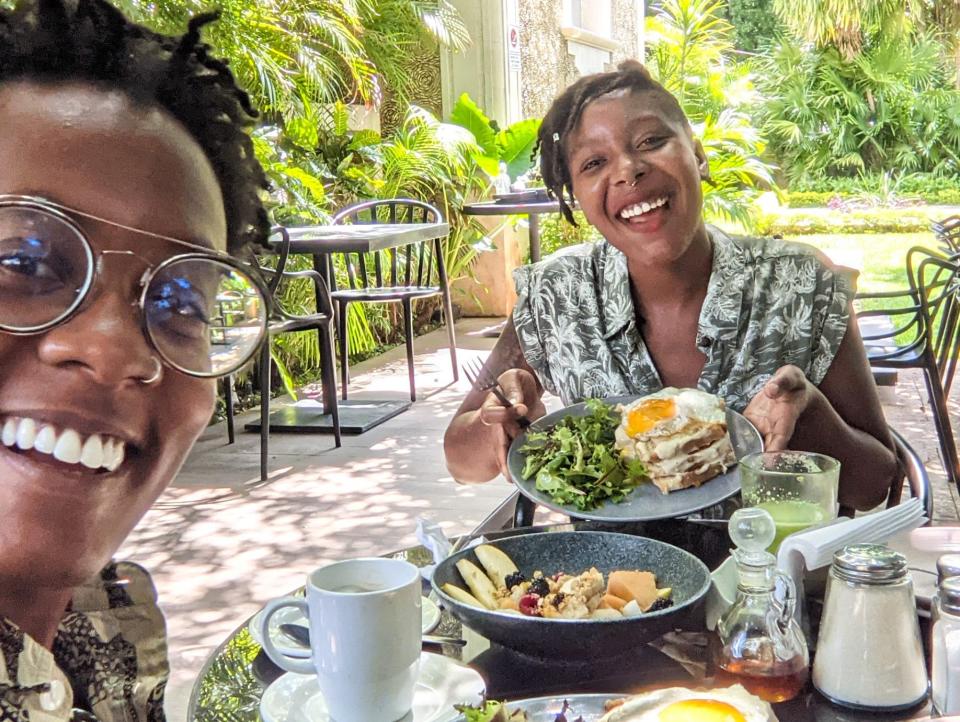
117, 318, 959, 720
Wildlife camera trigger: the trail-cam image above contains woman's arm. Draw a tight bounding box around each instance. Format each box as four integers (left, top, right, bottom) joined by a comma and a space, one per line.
744, 306, 899, 510
443, 317, 546, 483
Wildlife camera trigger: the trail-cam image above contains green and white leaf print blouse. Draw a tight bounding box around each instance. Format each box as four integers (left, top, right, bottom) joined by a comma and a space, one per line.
512, 227, 854, 411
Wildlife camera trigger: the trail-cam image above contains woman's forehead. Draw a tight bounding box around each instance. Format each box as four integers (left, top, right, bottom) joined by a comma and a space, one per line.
0, 82, 227, 252
569, 89, 689, 148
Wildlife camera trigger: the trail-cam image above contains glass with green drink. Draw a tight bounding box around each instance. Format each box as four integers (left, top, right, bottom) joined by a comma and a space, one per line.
739, 451, 840, 552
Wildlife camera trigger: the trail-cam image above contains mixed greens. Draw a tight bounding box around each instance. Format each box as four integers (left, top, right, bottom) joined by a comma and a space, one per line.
519, 399, 647, 511
454, 700, 526, 721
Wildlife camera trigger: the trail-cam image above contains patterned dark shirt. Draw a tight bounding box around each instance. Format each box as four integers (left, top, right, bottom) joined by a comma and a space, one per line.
513, 227, 854, 409
0, 562, 167, 722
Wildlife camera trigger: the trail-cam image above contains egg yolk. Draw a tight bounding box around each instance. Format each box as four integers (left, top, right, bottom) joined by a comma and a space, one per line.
658, 699, 746, 722
625, 398, 677, 436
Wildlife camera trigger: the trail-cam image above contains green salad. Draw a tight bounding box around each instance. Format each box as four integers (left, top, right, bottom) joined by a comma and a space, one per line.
454, 700, 526, 721
519, 399, 648, 511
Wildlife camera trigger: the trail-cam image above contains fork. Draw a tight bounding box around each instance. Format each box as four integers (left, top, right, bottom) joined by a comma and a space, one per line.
462, 357, 531, 429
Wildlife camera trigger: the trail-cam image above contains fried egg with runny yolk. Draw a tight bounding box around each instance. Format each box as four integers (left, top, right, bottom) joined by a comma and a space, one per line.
599, 685, 778, 722
620, 388, 726, 439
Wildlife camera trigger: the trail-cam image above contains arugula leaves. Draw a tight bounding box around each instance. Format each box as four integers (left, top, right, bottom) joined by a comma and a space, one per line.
453, 700, 526, 721
519, 399, 647, 511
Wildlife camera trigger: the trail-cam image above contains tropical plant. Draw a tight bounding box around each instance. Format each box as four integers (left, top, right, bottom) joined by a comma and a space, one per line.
773, 0, 922, 59
756, 34, 960, 183
724, 0, 782, 52
645, 0, 776, 229
448, 93, 542, 181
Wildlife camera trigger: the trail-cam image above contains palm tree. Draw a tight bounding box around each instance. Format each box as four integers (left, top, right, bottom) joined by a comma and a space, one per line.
773, 0, 922, 59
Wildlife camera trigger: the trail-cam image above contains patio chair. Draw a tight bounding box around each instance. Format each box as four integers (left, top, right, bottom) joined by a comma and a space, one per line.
856, 247, 960, 489
331, 199, 458, 402
224, 226, 341, 480
932, 215, 960, 255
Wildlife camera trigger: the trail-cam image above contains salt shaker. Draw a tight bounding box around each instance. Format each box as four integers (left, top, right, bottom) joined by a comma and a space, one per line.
812, 544, 928, 710
932, 576, 960, 715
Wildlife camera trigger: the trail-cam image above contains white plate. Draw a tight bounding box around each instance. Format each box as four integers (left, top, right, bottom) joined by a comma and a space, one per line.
249, 596, 442, 653
259, 652, 485, 722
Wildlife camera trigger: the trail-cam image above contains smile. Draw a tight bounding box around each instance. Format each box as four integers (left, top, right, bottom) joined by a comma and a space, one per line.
619, 197, 668, 220
0, 416, 126, 472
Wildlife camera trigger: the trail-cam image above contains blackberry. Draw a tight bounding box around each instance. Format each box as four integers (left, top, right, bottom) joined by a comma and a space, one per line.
529, 577, 550, 597
504, 571, 526, 590
647, 597, 673, 612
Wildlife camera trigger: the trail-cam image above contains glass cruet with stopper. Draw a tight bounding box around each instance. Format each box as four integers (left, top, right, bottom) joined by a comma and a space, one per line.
713, 507, 810, 702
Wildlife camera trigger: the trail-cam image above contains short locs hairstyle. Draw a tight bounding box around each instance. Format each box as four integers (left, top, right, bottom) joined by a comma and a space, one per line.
0, 0, 270, 254
536, 59, 687, 225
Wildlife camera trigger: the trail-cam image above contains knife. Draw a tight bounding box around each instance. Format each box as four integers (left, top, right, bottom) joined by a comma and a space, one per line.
278, 623, 465, 648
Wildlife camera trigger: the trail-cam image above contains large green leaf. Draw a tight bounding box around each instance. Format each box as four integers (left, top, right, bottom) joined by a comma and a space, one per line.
450, 93, 498, 156
496, 118, 541, 180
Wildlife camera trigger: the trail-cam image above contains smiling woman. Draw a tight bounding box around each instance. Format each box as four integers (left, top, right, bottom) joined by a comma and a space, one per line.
444, 60, 899, 515
0, 1, 271, 720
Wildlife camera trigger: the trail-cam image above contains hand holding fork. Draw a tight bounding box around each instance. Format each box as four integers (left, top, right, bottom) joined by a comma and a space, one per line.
462, 357, 534, 429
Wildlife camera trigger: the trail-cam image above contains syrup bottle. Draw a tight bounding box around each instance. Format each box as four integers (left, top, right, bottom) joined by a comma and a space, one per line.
713, 507, 809, 702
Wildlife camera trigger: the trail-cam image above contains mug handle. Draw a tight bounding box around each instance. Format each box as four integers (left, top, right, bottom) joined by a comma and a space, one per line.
259, 597, 315, 674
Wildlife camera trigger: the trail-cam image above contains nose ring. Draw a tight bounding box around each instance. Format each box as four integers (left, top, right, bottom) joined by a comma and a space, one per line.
141, 357, 163, 386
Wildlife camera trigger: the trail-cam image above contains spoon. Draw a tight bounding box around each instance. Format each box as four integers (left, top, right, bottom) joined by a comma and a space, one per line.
278, 623, 465, 648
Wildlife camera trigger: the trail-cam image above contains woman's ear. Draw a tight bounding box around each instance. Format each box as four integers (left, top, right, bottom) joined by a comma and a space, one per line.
694, 140, 715, 186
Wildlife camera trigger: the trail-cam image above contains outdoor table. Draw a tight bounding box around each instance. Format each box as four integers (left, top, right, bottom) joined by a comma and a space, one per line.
461, 199, 562, 264
187, 518, 941, 721
245, 222, 450, 435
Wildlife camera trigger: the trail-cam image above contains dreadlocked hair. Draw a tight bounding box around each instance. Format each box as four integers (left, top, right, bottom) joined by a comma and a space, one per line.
0, 0, 270, 254
536, 59, 687, 226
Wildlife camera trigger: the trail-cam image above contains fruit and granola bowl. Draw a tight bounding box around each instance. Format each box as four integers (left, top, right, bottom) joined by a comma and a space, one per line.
431, 531, 710, 659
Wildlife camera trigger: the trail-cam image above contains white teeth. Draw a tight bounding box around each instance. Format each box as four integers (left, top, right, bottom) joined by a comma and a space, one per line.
15, 418, 37, 451
80, 434, 104, 470
53, 429, 82, 464
2, 418, 16, 447
0, 416, 127, 472
620, 197, 668, 220
34, 425, 57, 454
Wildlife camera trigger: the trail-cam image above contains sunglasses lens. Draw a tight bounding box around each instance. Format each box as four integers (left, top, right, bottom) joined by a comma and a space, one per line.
144, 257, 267, 376
0, 206, 93, 330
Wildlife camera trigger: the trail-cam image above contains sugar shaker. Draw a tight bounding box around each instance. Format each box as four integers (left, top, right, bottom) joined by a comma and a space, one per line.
932, 576, 960, 714
812, 544, 928, 710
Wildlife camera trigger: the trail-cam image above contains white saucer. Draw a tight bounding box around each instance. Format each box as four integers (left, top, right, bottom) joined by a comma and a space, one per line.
259, 652, 485, 722
888, 526, 960, 614
249, 596, 442, 653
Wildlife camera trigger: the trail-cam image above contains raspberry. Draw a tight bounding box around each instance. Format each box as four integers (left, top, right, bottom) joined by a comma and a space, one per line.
518, 593, 542, 616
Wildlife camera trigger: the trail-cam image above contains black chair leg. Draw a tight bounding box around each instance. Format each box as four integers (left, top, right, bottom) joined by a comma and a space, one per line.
259, 344, 271, 482
435, 238, 458, 382
318, 323, 342, 448
403, 298, 416, 402
441, 288, 458, 383
337, 301, 350, 402
925, 368, 960, 489
224, 375, 235, 444
514, 495, 537, 528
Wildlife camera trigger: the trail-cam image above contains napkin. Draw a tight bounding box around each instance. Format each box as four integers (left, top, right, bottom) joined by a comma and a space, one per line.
415, 516, 485, 581
776, 498, 927, 619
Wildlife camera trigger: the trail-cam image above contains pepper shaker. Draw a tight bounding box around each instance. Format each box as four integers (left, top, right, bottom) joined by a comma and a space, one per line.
812, 544, 928, 711
932, 576, 960, 714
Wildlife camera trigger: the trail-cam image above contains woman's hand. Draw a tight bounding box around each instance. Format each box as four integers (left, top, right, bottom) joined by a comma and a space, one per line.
743, 365, 816, 451
478, 369, 546, 478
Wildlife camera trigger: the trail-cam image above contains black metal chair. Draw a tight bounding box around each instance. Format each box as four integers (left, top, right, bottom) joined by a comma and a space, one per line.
932, 215, 960, 255
224, 227, 341, 480
331, 199, 458, 402
856, 247, 960, 489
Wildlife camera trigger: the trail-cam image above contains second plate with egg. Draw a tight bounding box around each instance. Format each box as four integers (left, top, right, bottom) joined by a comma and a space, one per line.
506, 396, 762, 522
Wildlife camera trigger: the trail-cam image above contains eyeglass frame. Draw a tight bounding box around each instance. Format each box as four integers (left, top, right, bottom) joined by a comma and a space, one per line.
0, 194, 274, 379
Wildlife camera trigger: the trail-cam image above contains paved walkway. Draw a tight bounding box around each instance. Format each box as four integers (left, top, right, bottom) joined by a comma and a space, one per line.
117, 318, 959, 720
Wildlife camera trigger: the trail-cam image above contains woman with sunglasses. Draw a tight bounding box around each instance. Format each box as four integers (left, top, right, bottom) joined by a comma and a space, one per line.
445, 61, 899, 512
0, 1, 274, 719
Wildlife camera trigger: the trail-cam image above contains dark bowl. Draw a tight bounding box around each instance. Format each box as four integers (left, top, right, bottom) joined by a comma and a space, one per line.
432, 531, 710, 659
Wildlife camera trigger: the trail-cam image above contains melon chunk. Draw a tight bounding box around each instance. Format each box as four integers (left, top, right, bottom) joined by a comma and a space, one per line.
601, 593, 628, 611
607, 570, 658, 611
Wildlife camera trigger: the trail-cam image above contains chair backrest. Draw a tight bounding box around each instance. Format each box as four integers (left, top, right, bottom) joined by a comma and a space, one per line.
933, 215, 960, 255
330, 199, 445, 292
250, 226, 334, 318
886, 428, 934, 520
914, 252, 960, 396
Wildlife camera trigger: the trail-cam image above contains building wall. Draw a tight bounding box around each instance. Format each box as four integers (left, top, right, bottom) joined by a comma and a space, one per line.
518, 0, 641, 119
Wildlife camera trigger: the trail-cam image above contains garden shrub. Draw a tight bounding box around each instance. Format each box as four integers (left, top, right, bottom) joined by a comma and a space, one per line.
755, 208, 944, 235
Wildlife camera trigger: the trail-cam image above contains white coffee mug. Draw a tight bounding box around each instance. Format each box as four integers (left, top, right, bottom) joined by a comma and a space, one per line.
259, 558, 421, 722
